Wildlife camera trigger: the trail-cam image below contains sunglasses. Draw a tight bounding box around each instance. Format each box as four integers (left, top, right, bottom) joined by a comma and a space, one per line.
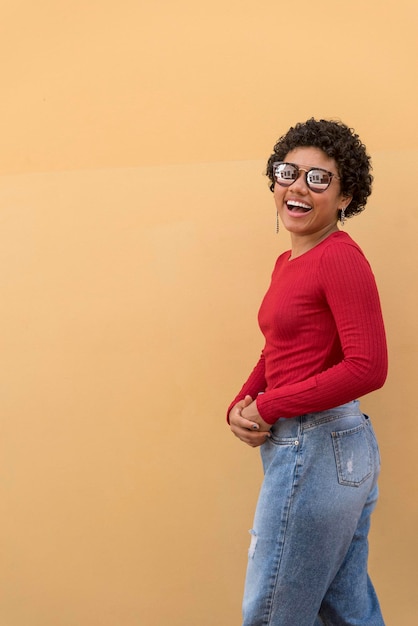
272, 162, 340, 193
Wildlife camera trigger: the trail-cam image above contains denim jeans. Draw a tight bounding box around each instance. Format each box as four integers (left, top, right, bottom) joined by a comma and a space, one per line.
242, 401, 385, 626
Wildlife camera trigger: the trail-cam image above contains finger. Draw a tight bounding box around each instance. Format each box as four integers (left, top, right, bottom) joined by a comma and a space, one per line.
246, 432, 270, 447
230, 410, 257, 431
237, 416, 259, 430
233, 428, 269, 446
240, 416, 260, 431
231, 426, 254, 440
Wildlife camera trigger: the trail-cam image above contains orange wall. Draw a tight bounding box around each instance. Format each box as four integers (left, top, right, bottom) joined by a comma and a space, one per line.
0, 2, 417, 625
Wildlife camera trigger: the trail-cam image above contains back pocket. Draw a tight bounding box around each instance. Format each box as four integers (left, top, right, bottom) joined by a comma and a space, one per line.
331, 423, 372, 487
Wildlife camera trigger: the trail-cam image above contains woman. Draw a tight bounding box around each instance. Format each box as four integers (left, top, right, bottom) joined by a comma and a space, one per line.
228, 119, 387, 626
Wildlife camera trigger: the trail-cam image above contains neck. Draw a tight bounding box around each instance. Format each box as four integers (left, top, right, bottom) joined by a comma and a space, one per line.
289, 225, 339, 260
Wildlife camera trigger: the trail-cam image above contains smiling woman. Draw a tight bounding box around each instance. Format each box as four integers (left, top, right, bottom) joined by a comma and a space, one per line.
267, 118, 373, 218
227, 119, 388, 626
273, 146, 350, 256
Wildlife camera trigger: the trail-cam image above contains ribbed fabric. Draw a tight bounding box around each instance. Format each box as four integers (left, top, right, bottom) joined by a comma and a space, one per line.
228, 231, 388, 424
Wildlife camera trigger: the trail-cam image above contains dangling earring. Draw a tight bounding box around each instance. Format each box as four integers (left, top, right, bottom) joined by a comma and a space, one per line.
340, 206, 346, 226
276, 208, 280, 234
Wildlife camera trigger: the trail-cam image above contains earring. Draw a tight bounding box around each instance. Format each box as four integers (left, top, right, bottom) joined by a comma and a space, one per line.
276, 208, 280, 234
340, 206, 346, 226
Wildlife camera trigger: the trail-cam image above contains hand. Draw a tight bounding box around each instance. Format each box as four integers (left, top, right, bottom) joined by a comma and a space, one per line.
229, 395, 271, 448
241, 400, 272, 432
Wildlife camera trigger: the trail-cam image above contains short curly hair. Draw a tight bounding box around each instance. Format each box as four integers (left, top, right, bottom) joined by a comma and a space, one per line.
266, 118, 373, 219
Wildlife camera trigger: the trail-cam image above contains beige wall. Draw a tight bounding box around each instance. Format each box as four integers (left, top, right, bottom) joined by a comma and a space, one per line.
0, 2, 417, 625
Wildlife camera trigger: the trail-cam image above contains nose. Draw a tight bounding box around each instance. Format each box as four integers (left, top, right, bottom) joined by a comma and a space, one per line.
289, 170, 309, 193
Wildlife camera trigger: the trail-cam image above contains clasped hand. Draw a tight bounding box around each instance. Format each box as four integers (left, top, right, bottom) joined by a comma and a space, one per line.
229, 395, 271, 448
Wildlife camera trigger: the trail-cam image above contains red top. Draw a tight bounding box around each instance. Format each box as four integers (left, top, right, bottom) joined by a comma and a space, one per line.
228, 231, 388, 424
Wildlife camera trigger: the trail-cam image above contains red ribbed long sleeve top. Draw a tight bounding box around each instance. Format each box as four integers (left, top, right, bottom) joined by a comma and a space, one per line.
228, 232, 388, 424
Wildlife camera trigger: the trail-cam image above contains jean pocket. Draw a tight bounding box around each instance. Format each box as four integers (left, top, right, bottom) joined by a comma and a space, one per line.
331, 423, 372, 487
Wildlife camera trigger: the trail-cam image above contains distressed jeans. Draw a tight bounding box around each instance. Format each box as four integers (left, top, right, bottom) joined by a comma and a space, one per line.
242, 401, 385, 626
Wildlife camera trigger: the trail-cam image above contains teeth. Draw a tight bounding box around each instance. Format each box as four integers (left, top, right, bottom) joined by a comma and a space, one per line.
287, 200, 311, 210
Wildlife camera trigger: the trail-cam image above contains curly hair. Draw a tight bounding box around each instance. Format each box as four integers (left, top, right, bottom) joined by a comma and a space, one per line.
266, 118, 373, 219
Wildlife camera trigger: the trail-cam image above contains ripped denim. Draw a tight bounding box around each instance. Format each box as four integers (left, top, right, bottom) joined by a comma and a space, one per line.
242, 401, 385, 626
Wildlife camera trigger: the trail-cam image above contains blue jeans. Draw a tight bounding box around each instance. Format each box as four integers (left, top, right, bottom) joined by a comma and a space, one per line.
242, 401, 385, 626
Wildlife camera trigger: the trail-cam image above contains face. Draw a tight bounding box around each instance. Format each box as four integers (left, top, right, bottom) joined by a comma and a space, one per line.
273, 147, 351, 238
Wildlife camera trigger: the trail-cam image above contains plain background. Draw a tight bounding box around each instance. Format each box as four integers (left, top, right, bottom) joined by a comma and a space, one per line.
0, 1, 417, 624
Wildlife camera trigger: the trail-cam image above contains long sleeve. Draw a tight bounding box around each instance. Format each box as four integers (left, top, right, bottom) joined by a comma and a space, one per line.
255, 239, 388, 423
226, 353, 267, 420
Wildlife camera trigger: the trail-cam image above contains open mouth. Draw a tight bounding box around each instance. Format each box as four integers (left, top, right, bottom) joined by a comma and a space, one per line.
286, 200, 312, 214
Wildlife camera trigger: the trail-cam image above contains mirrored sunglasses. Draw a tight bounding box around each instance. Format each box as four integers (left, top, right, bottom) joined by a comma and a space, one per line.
272, 162, 340, 193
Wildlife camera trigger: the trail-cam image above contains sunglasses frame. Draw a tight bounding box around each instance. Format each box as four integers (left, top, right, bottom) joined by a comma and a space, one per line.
272, 162, 340, 193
